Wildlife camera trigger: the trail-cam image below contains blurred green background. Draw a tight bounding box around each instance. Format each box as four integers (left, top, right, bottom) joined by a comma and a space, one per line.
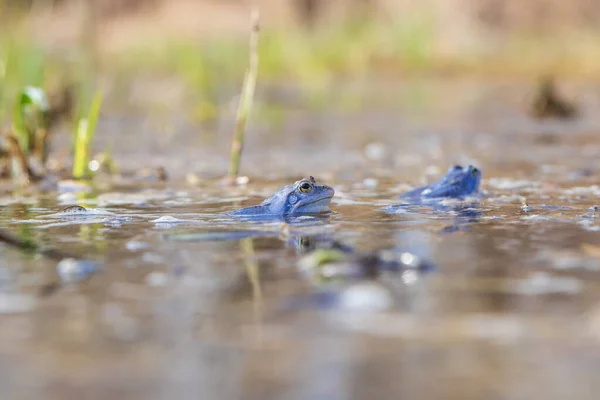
2, 0, 600, 96
1, 0, 597, 178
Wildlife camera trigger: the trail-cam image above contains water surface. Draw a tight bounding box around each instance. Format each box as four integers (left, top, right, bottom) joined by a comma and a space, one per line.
1, 81, 600, 399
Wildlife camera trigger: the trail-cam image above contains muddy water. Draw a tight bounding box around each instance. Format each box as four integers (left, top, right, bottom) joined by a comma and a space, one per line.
2, 81, 600, 399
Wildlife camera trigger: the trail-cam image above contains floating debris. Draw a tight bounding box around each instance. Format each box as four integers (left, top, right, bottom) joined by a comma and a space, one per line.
235, 176, 250, 185
521, 200, 533, 212
56, 258, 97, 283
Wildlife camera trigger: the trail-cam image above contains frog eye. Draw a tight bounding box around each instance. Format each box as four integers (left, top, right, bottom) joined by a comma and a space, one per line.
471, 168, 480, 176
298, 181, 313, 193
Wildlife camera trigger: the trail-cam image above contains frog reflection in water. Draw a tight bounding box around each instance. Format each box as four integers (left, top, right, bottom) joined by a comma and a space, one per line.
398, 164, 482, 203
228, 176, 335, 218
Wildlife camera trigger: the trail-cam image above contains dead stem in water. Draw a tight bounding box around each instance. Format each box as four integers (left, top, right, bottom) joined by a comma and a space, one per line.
225, 9, 259, 185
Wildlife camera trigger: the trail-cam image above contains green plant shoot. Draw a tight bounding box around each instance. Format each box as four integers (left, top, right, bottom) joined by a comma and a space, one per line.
72, 91, 103, 179
12, 86, 49, 154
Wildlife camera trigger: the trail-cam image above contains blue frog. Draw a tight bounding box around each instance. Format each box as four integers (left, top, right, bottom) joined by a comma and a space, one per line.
397, 164, 482, 204
228, 176, 335, 219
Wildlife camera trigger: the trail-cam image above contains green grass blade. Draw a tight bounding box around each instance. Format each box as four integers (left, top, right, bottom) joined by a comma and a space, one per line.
72, 118, 89, 179
72, 91, 103, 179
87, 90, 103, 139
12, 86, 49, 153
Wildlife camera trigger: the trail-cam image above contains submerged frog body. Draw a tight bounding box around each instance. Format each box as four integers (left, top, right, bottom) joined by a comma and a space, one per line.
398, 164, 482, 203
229, 176, 335, 218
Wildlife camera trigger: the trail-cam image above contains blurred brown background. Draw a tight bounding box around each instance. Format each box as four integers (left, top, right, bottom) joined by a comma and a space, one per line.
5, 0, 600, 71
